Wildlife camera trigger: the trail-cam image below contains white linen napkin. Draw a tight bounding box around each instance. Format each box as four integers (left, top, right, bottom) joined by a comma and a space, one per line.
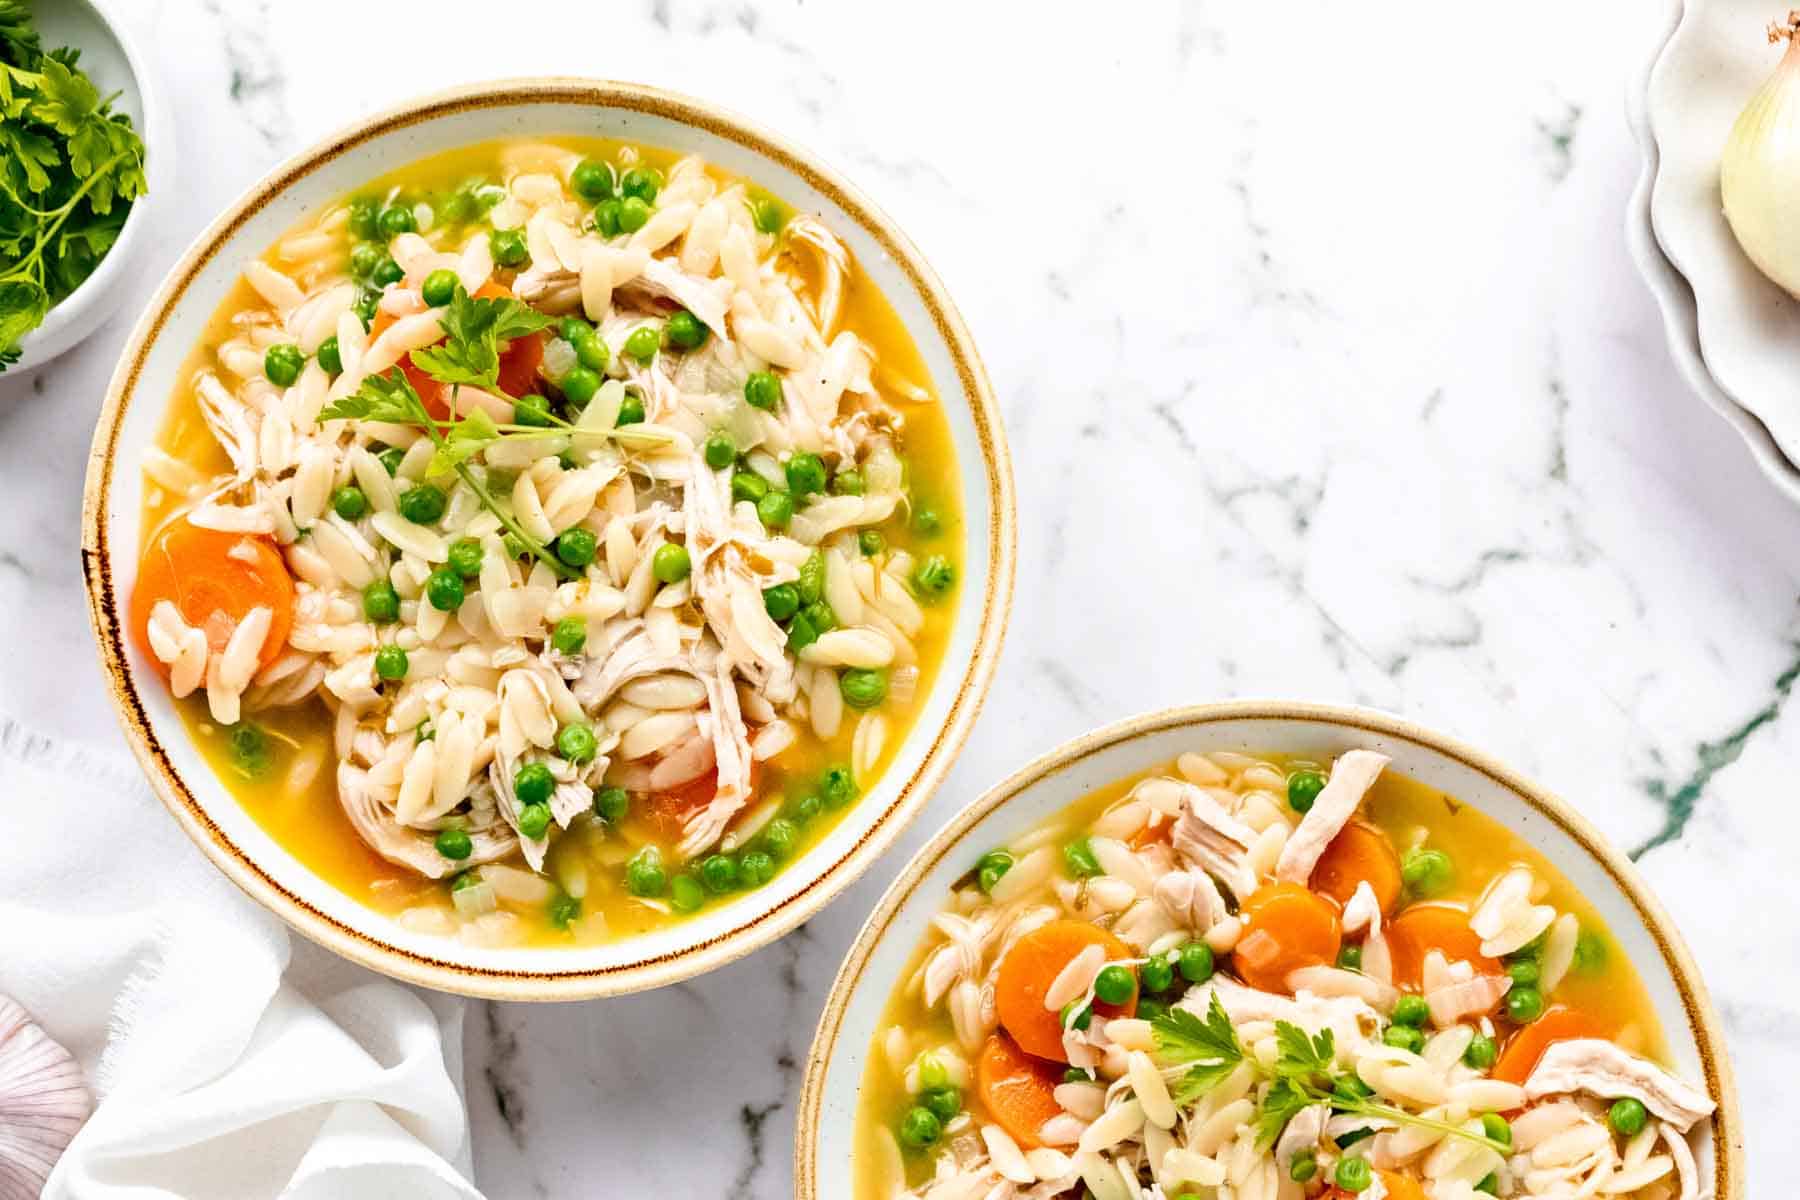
0, 716, 483, 1199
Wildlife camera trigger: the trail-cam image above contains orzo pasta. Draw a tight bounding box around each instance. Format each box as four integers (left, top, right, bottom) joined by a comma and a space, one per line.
132, 138, 962, 946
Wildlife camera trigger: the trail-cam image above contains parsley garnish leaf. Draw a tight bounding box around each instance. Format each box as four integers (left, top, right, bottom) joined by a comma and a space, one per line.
408, 285, 550, 393
1152, 995, 1245, 1105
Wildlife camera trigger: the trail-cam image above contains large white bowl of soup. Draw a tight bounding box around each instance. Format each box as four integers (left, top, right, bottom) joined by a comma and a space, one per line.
80, 80, 1014, 999
798, 704, 1743, 1200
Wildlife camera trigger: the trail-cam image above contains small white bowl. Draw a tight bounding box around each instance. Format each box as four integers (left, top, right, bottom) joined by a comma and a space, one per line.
81, 80, 1015, 1000
796, 703, 1745, 1199
10, 0, 170, 374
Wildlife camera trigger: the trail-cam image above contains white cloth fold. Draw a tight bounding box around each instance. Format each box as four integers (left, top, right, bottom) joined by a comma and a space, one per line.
0, 716, 482, 1199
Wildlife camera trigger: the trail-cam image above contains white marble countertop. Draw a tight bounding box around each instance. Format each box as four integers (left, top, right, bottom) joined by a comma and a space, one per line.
0, 0, 1791, 1194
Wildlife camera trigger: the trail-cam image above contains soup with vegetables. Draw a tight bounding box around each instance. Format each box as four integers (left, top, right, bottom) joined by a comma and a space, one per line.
856, 749, 1716, 1200
132, 137, 962, 947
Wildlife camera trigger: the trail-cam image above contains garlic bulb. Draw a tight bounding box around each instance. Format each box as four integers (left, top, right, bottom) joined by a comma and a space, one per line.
1722, 12, 1800, 295
0, 994, 91, 1200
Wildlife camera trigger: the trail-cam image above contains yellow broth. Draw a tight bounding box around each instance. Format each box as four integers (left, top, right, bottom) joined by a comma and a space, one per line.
146, 137, 963, 945
854, 757, 1664, 1195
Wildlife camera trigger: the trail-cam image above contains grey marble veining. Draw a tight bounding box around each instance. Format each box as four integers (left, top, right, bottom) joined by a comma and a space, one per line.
0, 0, 1794, 1196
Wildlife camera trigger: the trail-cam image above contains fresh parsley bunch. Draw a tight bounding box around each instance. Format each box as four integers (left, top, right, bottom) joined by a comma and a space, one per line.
0, 0, 149, 368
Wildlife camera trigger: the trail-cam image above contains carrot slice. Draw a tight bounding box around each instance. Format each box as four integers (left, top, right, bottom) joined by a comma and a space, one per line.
1385, 903, 1501, 990
1378, 1172, 1428, 1200
1232, 882, 1343, 993
1492, 1006, 1608, 1085
976, 1032, 1064, 1150
131, 520, 294, 675
1309, 820, 1403, 914
995, 920, 1138, 1062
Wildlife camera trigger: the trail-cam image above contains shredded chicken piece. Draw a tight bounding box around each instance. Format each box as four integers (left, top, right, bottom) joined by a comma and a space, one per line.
1169, 784, 1260, 900
336, 763, 516, 879
1274, 749, 1390, 884
1523, 1039, 1717, 1132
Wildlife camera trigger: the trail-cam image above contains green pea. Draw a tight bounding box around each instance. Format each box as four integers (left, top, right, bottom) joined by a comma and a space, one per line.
552, 618, 587, 655
548, 891, 581, 928
1401, 846, 1454, 896
732, 470, 770, 504
897, 1105, 940, 1150
370, 256, 404, 287
1333, 1157, 1372, 1193
1060, 999, 1092, 1032
1286, 768, 1327, 813
821, 765, 856, 808
763, 817, 799, 861
1289, 1153, 1318, 1184
425, 568, 465, 612
398, 484, 447, 525
670, 873, 706, 913
620, 165, 661, 203
349, 241, 383, 279
330, 485, 367, 521
750, 195, 785, 234
615, 394, 645, 426
781, 453, 824, 498
757, 490, 794, 529
797, 552, 826, 604
664, 309, 708, 349
1482, 1112, 1512, 1148
555, 527, 598, 568
556, 722, 597, 763
347, 198, 379, 240
1393, 994, 1431, 1027
744, 370, 780, 410
573, 331, 609, 372
593, 198, 624, 237
625, 847, 667, 896
1383, 1024, 1425, 1053
435, 189, 475, 226
594, 785, 629, 824
488, 227, 528, 267
911, 555, 955, 601
617, 195, 651, 232
790, 792, 824, 825
1179, 941, 1215, 983
317, 335, 342, 375
264, 344, 304, 386
374, 644, 408, 681
700, 853, 739, 894
514, 762, 555, 807
435, 827, 472, 860
652, 542, 691, 584
839, 668, 888, 710
762, 583, 800, 621
1507, 958, 1541, 987
1135, 998, 1168, 1023
624, 325, 660, 363
1506, 985, 1544, 1024
378, 204, 417, 237
1063, 837, 1102, 879
421, 268, 459, 307
510, 394, 552, 428
785, 610, 819, 652
1464, 1033, 1497, 1070
1139, 955, 1174, 994
446, 538, 483, 578
976, 849, 1012, 894
1093, 964, 1135, 1006
1337, 943, 1364, 971
832, 469, 865, 496
550, 366, 596, 410
919, 1085, 960, 1123
571, 158, 615, 201
702, 431, 737, 471
1608, 1097, 1648, 1137
362, 578, 400, 624
558, 316, 592, 343
910, 506, 941, 536
859, 529, 885, 556
354, 288, 381, 327
739, 850, 775, 887
1573, 929, 1608, 973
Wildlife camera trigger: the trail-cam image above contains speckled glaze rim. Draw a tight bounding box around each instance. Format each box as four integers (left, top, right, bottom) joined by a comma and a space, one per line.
78, 79, 1016, 1001
795, 702, 1744, 1199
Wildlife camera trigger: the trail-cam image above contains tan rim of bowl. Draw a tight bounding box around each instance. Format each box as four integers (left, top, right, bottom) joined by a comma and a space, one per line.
795, 701, 1744, 1199
79, 78, 1016, 1000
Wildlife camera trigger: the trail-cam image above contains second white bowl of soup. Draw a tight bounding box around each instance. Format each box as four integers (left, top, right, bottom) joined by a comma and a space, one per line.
798, 704, 1741, 1200
83, 81, 1013, 999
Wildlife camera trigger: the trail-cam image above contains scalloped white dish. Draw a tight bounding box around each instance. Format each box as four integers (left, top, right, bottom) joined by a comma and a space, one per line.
1644, 0, 1800, 487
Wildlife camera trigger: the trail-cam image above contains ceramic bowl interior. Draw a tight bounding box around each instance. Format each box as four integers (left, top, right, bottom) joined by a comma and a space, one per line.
797, 703, 1743, 1198
14, 0, 169, 373
81, 80, 1014, 1000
